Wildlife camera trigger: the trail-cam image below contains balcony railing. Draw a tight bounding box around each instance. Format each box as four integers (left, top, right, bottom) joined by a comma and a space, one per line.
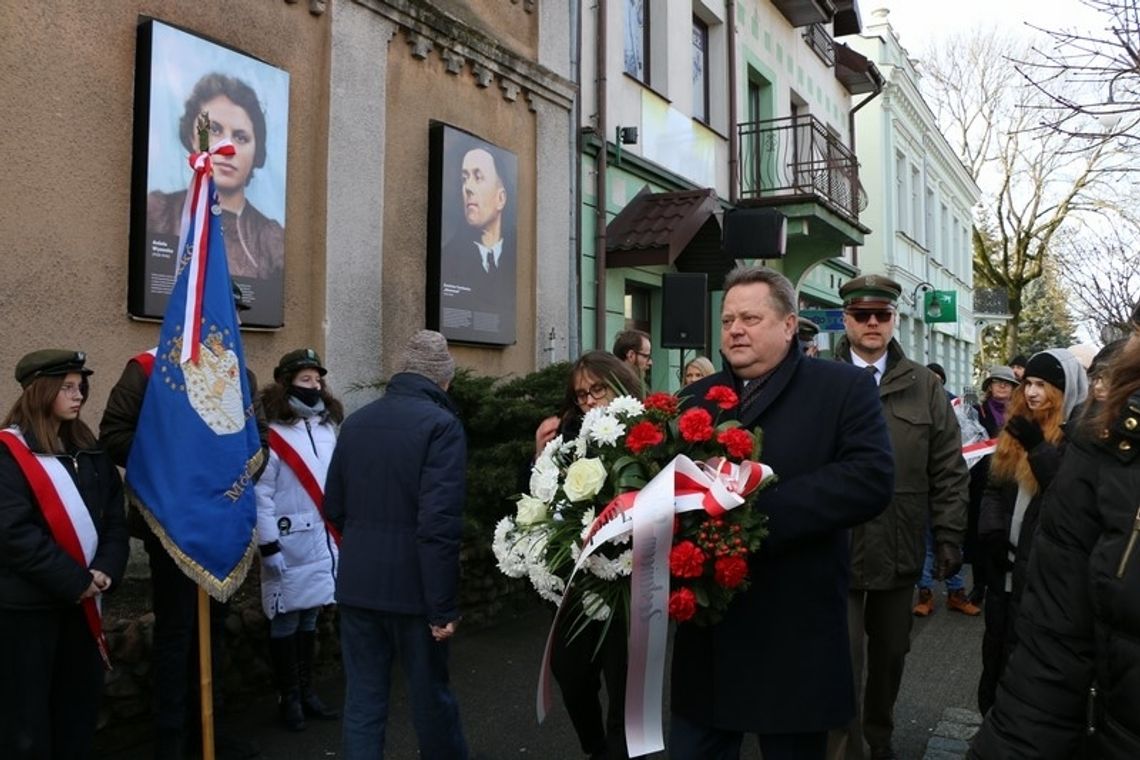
738, 114, 867, 222
803, 23, 835, 67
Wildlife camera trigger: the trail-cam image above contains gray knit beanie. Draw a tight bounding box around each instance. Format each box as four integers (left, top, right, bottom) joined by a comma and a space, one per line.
401, 330, 455, 386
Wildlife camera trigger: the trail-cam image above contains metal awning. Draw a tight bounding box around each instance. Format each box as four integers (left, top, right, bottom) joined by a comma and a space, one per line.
832, 0, 862, 36
835, 42, 883, 94
605, 187, 735, 289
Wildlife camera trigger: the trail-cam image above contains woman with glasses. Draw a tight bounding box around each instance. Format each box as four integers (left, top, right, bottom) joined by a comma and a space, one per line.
531, 351, 643, 759
0, 350, 128, 758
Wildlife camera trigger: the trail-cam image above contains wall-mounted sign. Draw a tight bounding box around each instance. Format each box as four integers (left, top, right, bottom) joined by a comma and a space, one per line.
923, 290, 958, 323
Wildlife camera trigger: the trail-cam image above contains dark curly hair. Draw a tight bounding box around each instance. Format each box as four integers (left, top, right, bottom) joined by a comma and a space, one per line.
259, 375, 344, 426
179, 73, 267, 182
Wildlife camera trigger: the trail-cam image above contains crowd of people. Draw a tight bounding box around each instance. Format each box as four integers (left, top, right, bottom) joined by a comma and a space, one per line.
1, 264, 1137, 759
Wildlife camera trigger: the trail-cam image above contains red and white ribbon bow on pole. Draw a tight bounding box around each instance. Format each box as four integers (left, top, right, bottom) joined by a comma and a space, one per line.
175, 139, 236, 365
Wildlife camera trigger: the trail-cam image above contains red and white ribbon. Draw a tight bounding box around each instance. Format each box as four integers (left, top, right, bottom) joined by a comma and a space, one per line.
175, 139, 235, 366
0, 428, 110, 668
537, 455, 773, 757
963, 438, 998, 469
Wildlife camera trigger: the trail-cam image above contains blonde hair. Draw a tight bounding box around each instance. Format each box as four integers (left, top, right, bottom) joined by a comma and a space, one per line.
684, 356, 715, 382
990, 382, 1065, 494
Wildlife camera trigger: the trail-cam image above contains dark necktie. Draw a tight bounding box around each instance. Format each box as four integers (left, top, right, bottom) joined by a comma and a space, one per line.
865, 364, 879, 385
485, 250, 497, 273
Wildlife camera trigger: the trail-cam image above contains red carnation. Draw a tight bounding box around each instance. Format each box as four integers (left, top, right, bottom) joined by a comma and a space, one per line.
644, 392, 679, 416
668, 587, 698, 622
678, 408, 714, 442
669, 541, 707, 578
714, 556, 749, 589
704, 385, 739, 410
626, 421, 665, 454
717, 428, 753, 460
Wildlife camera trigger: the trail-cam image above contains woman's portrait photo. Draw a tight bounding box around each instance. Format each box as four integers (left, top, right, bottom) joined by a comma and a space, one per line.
130, 20, 290, 328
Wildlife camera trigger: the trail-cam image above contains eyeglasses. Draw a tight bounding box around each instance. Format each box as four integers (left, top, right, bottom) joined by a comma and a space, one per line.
635, 351, 652, 360
59, 382, 85, 398
574, 383, 610, 403
846, 309, 895, 324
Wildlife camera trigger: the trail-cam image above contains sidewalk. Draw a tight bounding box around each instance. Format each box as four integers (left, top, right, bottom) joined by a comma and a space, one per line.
99, 586, 987, 759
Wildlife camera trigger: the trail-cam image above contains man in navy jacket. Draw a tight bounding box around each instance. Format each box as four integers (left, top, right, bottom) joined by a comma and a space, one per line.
325, 330, 468, 760
670, 266, 894, 760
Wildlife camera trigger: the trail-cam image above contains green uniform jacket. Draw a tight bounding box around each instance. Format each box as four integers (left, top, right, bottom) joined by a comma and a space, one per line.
836, 337, 969, 590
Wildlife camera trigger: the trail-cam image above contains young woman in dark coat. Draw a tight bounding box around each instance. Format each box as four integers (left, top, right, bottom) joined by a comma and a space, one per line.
0, 350, 128, 758
975, 349, 1087, 716
532, 351, 643, 760
970, 314, 1140, 759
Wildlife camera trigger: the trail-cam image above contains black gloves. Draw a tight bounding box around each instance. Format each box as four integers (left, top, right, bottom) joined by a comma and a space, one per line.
933, 542, 963, 581
1005, 415, 1044, 450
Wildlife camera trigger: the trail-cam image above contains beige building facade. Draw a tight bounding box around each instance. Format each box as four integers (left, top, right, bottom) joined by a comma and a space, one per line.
0, 0, 576, 418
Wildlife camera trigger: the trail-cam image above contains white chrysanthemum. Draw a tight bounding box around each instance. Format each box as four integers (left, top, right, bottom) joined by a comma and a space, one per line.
528, 564, 566, 606
588, 414, 626, 446
607, 396, 645, 419
615, 549, 633, 576
580, 507, 596, 528
581, 591, 612, 622
491, 517, 529, 578
578, 406, 607, 441
585, 552, 622, 581
574, 435, 589, 458
540, 435, 563, 462
529, 468, 559, 504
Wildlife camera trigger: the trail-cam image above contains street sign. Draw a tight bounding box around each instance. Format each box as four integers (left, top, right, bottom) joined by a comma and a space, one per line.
800, 308, 846, 332
923, 290, 958, 323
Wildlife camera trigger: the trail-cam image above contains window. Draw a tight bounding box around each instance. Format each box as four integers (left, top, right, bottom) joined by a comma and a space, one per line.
940, 204, 949, 266
895, 152, 906, 230
625, 0, 649, 82
910, 165, 921, 239
925, 187, 935, 251
692, 17, 709, 123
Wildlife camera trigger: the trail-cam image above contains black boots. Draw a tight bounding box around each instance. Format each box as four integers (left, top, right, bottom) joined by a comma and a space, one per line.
297, 629, 340, 720
268, 635, 306, 732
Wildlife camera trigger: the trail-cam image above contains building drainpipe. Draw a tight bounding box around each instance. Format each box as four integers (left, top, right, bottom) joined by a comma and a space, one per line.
728, 0, 738, 204
594, 0, 609, 351
847, 80, 883, 269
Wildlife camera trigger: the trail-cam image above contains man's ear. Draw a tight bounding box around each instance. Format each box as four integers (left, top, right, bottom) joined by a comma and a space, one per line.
496, 185, 507, 212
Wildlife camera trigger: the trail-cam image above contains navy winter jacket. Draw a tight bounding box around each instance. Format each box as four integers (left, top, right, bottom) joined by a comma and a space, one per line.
325, 372, 466, 625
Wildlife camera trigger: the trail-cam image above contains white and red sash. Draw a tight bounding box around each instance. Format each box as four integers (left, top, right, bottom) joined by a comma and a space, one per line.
268, 425, 341, 545
133, 348, 158, 377
0, 428, 110, 668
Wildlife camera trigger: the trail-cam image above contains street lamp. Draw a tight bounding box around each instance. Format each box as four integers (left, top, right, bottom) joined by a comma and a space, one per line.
1097, 73, 1125, 131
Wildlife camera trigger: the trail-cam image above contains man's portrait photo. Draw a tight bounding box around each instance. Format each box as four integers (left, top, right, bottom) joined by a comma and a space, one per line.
129, 20, 290, 328
427, 124, 518, 346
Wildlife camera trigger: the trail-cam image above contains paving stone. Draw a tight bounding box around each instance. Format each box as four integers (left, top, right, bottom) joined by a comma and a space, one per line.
923, 749, 966, 760
943, 707, 984, 726
934, 719, 981, 741
928, 734, 971, 753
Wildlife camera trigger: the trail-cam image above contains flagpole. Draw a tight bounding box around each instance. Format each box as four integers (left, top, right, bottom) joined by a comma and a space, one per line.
193, 110, 217, 760
198, 587, 216, 760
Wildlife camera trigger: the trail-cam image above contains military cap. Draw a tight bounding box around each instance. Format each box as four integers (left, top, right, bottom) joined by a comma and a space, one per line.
15, 349, 93, 388
797, 316, 820, 341
232, 281, 251, 312
274, 348, 327, 382
839, 274, 902, 308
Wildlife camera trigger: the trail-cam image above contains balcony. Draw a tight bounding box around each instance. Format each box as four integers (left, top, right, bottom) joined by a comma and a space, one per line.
738, 114, 867, 227
803, 23, 835, 67
771, 0, 836, 28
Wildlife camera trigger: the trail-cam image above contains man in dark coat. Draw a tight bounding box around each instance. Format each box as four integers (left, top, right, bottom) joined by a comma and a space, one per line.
829, 274, 969, 760
670, 265, 894, 760
325, 330, 468, 760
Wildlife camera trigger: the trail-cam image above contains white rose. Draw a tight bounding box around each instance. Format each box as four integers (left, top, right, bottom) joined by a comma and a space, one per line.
563, 457, 607, 502
515, 495, 548, 525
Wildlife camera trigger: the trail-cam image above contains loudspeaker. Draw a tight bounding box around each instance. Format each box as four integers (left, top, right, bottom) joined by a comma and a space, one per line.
723, 207, 787, 260
661, 273, 708, 349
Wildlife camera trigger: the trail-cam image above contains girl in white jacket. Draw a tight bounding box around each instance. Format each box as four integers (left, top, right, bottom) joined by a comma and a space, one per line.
255, 349, 343, 732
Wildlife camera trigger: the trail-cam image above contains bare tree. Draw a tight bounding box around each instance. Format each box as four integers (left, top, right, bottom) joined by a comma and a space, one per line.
1015, 0, 1140, 146
919, 30, 1131, 357
1055, 218, 1140, 339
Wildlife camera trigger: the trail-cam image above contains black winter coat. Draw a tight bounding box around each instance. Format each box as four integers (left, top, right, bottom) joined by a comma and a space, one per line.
0, 435, 129, 609
670, 344, 894, 733
970, 392, 1140, 758
325, 372, 467, 626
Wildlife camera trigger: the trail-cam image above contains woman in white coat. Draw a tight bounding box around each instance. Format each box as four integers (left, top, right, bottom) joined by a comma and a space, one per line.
256, 349, 343, 732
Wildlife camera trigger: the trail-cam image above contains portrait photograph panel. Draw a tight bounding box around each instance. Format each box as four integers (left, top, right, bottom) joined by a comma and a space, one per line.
426, 123, 519, 346
129, 19, 290, 328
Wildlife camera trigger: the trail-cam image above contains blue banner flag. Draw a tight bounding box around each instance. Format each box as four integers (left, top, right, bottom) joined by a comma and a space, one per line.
127, 142, 264, 601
